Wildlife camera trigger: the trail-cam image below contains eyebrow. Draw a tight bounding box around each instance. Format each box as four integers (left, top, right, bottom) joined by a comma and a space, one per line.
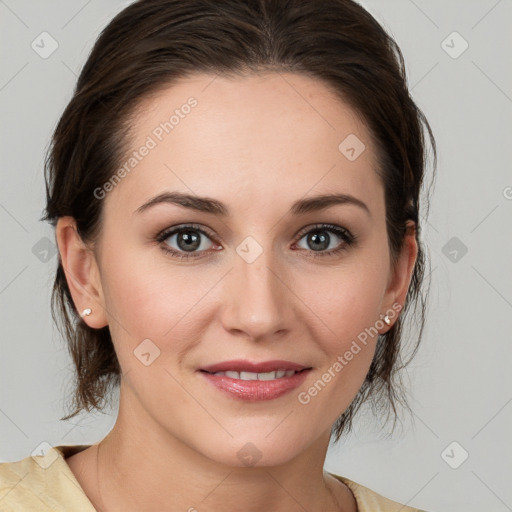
134, 191, 371, 217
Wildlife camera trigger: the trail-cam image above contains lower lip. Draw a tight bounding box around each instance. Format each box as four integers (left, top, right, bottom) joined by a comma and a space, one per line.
199, 369, 311, 401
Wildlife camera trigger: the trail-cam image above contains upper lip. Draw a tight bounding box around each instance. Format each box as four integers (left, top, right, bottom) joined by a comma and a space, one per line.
200, 359, 311, 373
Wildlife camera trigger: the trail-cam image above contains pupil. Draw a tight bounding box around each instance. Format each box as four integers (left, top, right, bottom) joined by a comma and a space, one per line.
178, 231, 200, 251
309, 231, 329, 251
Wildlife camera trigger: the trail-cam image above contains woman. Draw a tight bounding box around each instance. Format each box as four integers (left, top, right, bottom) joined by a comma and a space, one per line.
0, 0, 436, 510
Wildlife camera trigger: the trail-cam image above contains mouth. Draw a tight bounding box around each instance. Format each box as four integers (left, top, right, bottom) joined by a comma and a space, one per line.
199, 368, 309, 381
198, 362, 312, 401
199, 359, 311, 374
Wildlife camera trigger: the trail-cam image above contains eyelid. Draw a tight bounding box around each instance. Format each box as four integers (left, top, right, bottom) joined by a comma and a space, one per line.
156, 223, 218, 242
294, 222, 353, 241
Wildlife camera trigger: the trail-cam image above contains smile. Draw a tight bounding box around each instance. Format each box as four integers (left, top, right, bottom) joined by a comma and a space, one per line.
204, 369, 300, 380
199, 368, 311, 401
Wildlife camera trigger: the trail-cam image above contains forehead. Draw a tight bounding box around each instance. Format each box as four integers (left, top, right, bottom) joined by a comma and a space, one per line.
105, 72, 383, 217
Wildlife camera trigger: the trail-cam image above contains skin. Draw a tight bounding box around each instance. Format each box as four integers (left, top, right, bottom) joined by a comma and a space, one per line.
56, 72, 417, 512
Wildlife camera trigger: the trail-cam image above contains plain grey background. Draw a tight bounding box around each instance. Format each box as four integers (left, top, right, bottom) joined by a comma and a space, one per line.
0, 1, 511, 511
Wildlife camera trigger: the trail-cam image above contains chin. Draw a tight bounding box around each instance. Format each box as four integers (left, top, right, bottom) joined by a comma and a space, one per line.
194, 428, 317, 469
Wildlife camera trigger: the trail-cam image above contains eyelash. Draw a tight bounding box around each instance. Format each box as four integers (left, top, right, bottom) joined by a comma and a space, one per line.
155, 223, 356, 261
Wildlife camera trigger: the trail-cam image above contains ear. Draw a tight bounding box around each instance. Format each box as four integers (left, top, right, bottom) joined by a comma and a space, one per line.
381, 220, 418, 330
55, 216, 108, 329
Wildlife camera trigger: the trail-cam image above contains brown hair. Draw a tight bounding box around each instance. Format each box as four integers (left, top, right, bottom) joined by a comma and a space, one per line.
41, 0, 436, 440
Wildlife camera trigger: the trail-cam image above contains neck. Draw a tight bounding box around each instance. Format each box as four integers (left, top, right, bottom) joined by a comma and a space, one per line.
80, 385, 353, 512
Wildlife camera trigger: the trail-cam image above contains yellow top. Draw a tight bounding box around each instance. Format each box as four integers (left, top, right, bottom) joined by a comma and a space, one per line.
0, 445, 426, 511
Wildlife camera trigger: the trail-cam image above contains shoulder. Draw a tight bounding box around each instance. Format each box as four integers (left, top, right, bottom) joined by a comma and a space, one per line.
0, 445, 95, 511
328, 472, 428, 512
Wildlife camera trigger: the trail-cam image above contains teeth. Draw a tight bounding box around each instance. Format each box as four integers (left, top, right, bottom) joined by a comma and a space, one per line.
258, 371, 278, 381
211, 369, 298, 380
240, 371, 258, 380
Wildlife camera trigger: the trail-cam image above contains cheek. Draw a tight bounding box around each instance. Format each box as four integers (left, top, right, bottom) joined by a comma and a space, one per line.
99, 245, 219, 363
300, 258, 389, 346
292, 257, 389, 411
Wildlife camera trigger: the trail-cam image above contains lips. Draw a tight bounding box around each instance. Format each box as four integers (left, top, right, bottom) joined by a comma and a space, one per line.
198, 360, 312, 401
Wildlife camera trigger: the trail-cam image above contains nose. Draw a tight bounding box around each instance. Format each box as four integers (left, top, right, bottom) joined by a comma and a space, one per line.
219, 246, 293, 341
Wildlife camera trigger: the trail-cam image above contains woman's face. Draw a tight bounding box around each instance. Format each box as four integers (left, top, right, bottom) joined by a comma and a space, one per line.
67, 72, 415, 466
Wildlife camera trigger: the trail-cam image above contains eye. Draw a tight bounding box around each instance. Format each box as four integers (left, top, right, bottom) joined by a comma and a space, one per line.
155, 222, 356, 261
293, 223, 355, 258
156, 224, 220, 260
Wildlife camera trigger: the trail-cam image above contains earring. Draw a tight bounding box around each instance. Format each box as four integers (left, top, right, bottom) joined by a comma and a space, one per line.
81, 308, 92, 317
383, 315, 391, 326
